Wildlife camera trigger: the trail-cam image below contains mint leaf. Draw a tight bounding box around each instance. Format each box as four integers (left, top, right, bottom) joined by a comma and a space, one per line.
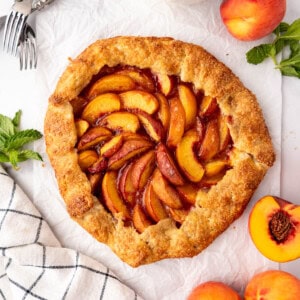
246, 44, 273, 64
0, 114, 15, 138
0, 152, 9, 162
279, 66, 300, 78
17, 150, 43, 162
0, 110, 43, 169
12, 110, 21, 128
246, 18, 300, 79
4, 129, 43, 150
273, 22, 290, 36
280, 18, 300, 40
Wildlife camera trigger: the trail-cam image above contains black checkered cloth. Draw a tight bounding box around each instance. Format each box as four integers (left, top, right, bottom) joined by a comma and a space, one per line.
0, 165, 142, 299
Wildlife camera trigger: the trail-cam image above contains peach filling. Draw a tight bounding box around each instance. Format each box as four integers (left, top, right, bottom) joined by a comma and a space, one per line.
71, 65, 233, 233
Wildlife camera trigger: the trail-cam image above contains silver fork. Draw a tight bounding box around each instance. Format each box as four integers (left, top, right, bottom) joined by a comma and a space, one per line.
18, 23, 37, 70
3, 0, 33, 56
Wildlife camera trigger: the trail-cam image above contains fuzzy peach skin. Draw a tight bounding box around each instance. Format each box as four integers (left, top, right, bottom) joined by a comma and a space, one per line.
220, 0, 286, 41
244, 270, 300, 300
249, 196, 300, 262
187, 281, 241, 300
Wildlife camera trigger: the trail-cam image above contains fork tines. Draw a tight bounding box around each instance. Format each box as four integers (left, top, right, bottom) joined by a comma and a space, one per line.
3, 11, 27, 56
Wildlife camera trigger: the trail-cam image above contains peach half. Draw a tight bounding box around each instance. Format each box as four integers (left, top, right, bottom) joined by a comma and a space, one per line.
249, 195, 300, 262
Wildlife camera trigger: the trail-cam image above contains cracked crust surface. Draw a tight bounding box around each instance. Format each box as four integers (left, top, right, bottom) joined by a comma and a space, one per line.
44, 36, 275, 267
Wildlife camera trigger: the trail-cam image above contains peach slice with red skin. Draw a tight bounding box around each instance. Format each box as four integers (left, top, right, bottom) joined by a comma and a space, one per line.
249, 195, 300, 262
119, 90, 159, 114
155, 93, 170, 131
218, 114, 231, 152
88, 156, 108, 174
108, 139, 152, 170
156, 143, 185, 186
102, 171, 130, 219
187, 281, 241, 300
77, 127, 112, 151
118, 162, 136, 206
176, 184, 198, 205
132, 204, 152, 233
244, 270, 300, 300
198, 95, 218, 118
143, 182, 168, 222
156, 73, 173, 96
151, 169, 183, 209
115, 69, 155, 92
176, 129, 205, 182
130, 150, 156, 190
78, 150, 98, 171
75, 119, 89, 138
86, 74, 136, 98
137, 111, 165, 142
98, 112, 140, 133
167, 97, 186, 148
178, 84, 197, 130
100, 135, 123, 158
198, 119, 220, 161
81, 93, 121, 124
168, 207, 188, 224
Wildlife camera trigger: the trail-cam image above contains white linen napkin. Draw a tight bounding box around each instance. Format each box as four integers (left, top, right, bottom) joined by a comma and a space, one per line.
0, 165, 142, 300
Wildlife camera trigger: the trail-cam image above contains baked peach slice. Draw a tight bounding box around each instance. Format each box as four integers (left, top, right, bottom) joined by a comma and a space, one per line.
176, 129, 205, 182
218, 115, 231, 152
249, 196, 300, 262
156, 73, 173, 96
151, 169, 183, 209
81, 93, 121, 124
167, 97, 186, 148
77, 127, 112, 151
198, 119, 220, 161
100, 135, 123, 158
156, 143, 185, 186
119, 90, 159, 114
178, 84, 197, 129
130, 150, 156, 190
115, 69, 155, 92
86, 74, 136, 99
137, 111, 165, 143
198, 95, 218, 118
176, 184, 198, 205
75, 119, 89, 138
204, 160, 227, 177
98, 112, 140, 133
132, 204, 152, 233
118, 162, 136, 206
108, 139, 152, 170
70, 96, 89, 116
155, 93, 170, 130
88, 156, 108, 174
102, 171, 130, 220
78, 150, 98, 171
143, 182, 168, 222
88, 173, 102, 194
168, 208, 189, 224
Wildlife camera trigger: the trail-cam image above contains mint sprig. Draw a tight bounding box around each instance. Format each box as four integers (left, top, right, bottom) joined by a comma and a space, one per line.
246, 18, 300, 78
0, 110, 43, 169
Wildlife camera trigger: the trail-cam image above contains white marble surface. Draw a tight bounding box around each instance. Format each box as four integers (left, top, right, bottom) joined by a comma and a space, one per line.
0, 0, 299, 298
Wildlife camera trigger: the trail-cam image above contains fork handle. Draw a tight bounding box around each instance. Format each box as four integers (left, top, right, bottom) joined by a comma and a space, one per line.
32, 0, 55, 11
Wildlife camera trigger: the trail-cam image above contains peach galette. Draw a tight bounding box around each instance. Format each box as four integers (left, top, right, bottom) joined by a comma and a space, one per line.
44, 36, 275, 267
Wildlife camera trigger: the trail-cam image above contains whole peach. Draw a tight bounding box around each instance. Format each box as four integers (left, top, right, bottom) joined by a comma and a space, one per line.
187, 281, 241, 300
220, 0, 286, 41
244, 270, 300, 300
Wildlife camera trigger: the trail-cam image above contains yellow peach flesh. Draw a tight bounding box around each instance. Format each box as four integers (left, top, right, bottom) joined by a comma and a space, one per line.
249, 196, 300, 262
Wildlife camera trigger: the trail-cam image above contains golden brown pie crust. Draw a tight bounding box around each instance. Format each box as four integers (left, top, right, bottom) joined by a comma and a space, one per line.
44, 36, 275, 267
